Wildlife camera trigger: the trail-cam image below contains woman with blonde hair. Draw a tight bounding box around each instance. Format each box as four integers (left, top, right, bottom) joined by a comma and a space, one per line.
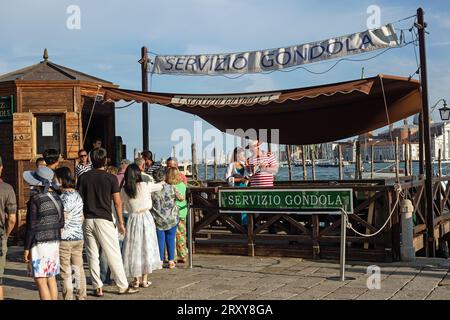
166, 167, 188, 264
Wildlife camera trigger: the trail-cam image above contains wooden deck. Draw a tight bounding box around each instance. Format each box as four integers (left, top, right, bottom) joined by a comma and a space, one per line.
188, 176, 450, 262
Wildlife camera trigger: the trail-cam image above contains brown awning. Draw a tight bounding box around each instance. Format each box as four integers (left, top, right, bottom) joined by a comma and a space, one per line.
103, 74, 421, 145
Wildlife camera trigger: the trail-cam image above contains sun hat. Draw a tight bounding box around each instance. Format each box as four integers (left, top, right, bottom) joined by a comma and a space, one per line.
23, 167, 55, 193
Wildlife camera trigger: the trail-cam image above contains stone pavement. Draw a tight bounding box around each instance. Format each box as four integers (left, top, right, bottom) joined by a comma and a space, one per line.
3, 246, 450, 300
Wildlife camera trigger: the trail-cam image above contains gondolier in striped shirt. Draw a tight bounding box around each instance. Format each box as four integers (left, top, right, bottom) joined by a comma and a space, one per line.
141, 150, 161, 175
246, 140, 279, 187
75, 149, 92, 180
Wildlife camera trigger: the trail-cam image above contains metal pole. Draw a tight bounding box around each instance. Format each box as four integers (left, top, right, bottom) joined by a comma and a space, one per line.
417, 7, 436, 257
340, 212, 347, 281
140, 46, 149, 151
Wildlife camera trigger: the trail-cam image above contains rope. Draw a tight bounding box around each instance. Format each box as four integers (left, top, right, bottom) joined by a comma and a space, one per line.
82, 85, 101, 146
341, 185, 402, 237
114, 101, 136, 109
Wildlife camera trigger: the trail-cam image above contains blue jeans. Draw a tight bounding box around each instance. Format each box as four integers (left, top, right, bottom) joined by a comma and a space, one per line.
156, 225, 178, 261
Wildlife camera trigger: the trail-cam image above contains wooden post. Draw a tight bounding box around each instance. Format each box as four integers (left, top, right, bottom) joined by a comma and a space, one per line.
286, 145, 293, 181
338, 145, 343, 180
419, 113, 424, 175
438, 149, 442, 177
394, 137, 399, 180
409, 143, 413, 175
213, 147, 217, 180
417, 7, 436, 257
408, 128, 413, 175
355, 141, 361, 179
140, 46, 149, 151
371, 144, 374, 179
247, 213, 255, 257
310, 148, 316, 181
404, 143, 410, 177
301, 145, 307, 181
204, 151, 208, 181
191, 143, 197, 180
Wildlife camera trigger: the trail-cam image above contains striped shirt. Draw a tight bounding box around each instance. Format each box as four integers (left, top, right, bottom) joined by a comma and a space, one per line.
247, 152, 278, 187
145, 162, 161, 176
75, 163, 92, 179
60, 190, 84, 241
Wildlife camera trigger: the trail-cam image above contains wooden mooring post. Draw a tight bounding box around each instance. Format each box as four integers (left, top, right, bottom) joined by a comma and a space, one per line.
338, 144, 343, 180
213, 147, 217, 180
287, 145, 293, 181
370, 144, 374, 179
310, 147, 316, 181
301, 145, 307, 181
404, 143, 410, 176
204, 151, 208, 181
395, 137, 399, 180
438, 149, 442, 177
191, 143, 198, 180
355, 141, 361, 179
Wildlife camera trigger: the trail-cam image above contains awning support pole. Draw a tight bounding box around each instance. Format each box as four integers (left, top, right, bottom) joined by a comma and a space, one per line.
141, 46, 149, 151
417, 7, 436, 257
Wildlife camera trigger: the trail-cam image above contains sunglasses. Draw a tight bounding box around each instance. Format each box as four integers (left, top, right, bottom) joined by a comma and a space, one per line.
80, 154, 88, 157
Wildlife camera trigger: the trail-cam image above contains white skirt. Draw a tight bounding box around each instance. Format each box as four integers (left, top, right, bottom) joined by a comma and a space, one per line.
122, 211, 162, 277
30, 241, 60, 278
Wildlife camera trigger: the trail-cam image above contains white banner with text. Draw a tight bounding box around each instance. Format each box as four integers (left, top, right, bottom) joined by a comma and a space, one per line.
152, 24, 398, 75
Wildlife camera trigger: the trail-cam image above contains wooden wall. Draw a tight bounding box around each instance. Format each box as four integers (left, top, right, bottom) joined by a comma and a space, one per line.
15, 85, 78, 209
20, 88, 74, 113
0, 86, 19, 202
0, 82, 115, 210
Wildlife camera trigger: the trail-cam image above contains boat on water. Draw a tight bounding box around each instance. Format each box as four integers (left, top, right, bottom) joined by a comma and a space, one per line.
316, 159, 351, 167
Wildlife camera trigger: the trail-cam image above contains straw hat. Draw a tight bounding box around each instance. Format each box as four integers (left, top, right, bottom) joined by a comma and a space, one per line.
23, 167, 54, 186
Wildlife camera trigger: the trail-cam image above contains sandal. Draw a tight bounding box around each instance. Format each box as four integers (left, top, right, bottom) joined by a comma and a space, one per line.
94, 288, 104, 297
168, 261, 176, 269
118, 287, 139, 295
131, 279, 140, 289
140, 281, 151, 288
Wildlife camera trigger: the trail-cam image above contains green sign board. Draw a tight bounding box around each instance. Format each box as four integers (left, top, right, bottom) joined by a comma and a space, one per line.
219, 188, 353, 214
0, 96, 13, 122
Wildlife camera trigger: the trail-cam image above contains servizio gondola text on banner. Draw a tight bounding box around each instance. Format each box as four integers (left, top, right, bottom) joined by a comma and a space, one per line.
152, 24, 398, 76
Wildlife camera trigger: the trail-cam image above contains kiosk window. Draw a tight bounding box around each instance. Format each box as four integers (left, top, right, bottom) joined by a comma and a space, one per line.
36, 115, 64, 155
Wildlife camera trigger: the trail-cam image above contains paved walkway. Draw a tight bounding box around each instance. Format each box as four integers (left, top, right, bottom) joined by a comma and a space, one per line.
3, 246, 450, 300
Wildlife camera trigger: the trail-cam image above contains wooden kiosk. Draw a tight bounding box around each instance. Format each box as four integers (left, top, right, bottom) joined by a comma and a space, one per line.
0, 50, 119, 228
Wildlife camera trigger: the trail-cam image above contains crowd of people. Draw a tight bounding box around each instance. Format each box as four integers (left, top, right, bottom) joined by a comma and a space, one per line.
0, 138, 278, 301
4, 137, 189, 300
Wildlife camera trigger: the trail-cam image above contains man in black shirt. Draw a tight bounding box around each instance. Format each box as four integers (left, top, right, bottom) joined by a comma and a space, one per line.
0, 156, 17, 301
78, 148, 137, 296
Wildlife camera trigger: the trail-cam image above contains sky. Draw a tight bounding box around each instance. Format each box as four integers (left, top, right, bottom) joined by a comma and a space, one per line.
1, 0, 450, 161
